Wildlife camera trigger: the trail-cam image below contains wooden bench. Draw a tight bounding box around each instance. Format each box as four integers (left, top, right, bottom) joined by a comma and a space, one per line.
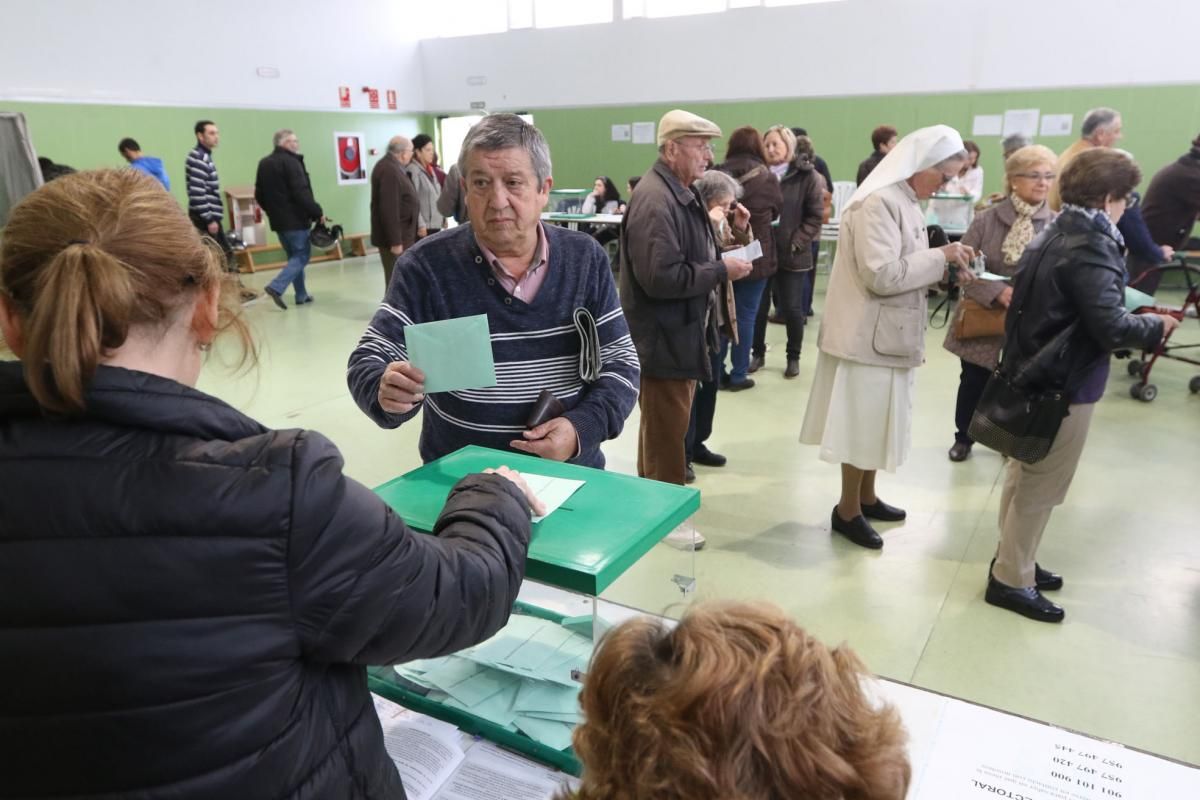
234, 232, 374, 273
344, 233, 376, 257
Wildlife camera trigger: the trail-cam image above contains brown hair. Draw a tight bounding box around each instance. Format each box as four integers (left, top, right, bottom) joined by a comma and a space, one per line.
871, 125, 898, 151
1058, 148, 1142, 209
564, 602, 911, 800
0, 169, 254, 414
725, 126, 768, 164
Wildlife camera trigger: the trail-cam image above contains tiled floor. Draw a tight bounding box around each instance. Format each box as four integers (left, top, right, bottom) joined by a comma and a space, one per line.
206, 257, 1200, 765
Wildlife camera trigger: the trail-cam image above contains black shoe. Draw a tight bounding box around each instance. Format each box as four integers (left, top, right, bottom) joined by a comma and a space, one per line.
985, 573, 1064, 622
989, 558, 1064, 592
727, 378, 755, 392
692, 447, 727, 468
297, 295, 314, 305
784, 359, 800, 378
719, 374, 731, 389
860, 499, 906, 522
768, 313, 785, 325
831, 507, 883, 549
685, 464, 696, 484
264, 286, 287, 310
749, 355, 765, 374
948, 441, 972, 462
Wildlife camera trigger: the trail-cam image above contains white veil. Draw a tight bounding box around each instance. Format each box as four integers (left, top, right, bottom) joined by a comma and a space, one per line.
844, 125, 966, 213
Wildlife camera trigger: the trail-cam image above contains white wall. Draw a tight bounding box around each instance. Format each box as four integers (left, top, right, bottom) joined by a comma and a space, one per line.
0, 0, 426, 112
418, 0, 1200, 112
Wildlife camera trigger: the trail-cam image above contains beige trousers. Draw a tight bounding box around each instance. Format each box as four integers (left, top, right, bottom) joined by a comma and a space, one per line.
637, 377, 697, 486
993, 403, 1095, 588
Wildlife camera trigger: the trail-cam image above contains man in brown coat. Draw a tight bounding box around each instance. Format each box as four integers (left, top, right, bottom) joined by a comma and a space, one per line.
619, 109, 753, 551
371, 136, 419, 287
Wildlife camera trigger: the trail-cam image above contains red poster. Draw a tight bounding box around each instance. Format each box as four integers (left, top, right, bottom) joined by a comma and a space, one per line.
386, 89, 397, 111
338, 86, 351, 108
367, 88, 380, 110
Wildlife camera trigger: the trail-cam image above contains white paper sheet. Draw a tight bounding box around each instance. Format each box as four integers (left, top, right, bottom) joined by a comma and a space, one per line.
433, 741, 575, 800
724, 239, 763, 263
1040, 113, 1075, 137
1003, 109, 1041, 138
972, 114, 1004, 136
519, 473, 585, 523
610, 124, 631, 142
631, 121, 656, 145
373, 695, 467, 800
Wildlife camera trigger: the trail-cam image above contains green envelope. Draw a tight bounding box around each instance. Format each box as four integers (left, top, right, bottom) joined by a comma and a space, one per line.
405, 314, 497, 394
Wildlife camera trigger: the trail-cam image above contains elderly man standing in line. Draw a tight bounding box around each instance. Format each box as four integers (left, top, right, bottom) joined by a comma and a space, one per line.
370, 136, 419, 287
1048, 108, 1124, 211
347, 114, 639, 468
620, 110, 753, 551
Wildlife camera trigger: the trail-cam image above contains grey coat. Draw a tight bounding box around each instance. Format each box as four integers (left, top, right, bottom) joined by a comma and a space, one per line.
942, 197, 1054, 369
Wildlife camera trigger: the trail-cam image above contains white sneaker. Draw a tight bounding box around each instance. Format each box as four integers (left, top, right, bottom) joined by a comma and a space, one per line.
663, 523, 706, 551
1186, 305, 1197, 318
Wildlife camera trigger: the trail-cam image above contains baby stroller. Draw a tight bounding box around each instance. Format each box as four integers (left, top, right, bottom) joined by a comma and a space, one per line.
1120, 258, 1200, 402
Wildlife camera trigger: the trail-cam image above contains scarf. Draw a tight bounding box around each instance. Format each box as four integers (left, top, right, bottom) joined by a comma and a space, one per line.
1000, 195, 1042, 266
1063, 204, 1126, 248
769, 162, 788, 179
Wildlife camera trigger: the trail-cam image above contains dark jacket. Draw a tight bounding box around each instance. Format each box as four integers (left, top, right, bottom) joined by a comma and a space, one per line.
814, 154, 833, 199
255, 147, 323, 232
0, 363, 531, 800
619, 160, 727, 381
1141, 147, 1200, 249
371, 155, 420, 249
1116, 193, 1168, 265
856, 150, 886, 186
437, 163, 469, 224
776, 159, 826, 273
717, 154, 782, 281
1003, 209, 1164, 393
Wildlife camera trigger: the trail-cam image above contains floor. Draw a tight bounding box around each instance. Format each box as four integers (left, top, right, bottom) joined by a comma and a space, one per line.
205, 257, 1200, 766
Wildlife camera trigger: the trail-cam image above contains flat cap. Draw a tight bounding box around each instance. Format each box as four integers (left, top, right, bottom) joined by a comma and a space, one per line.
657, 109, 722, 146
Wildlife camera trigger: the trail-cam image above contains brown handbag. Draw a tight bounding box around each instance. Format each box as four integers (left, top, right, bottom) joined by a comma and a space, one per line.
954, 297, 1007, 339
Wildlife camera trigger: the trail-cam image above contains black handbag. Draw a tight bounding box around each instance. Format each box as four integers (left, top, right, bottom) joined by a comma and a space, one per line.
968, 234, 1073, 464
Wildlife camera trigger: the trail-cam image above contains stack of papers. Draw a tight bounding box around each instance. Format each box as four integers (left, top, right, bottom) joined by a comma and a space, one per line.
395, 614, 601, 752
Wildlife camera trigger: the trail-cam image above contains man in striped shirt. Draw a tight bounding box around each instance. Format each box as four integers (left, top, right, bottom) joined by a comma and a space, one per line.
186, 120, 232, 266
347, 114, 639, 469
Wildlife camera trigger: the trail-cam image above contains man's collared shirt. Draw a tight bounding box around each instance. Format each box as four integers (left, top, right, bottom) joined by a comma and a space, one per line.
475, 223, 551, 302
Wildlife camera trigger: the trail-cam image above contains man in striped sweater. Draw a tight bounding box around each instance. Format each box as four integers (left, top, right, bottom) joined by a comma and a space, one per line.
347, 114, 639, 469
186, 120, 233, 266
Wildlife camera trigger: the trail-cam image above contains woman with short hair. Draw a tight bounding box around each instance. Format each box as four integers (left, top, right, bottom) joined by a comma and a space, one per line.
943, 144, 1058, 462
406, 133, 445, 238
986, 149, 1177, 622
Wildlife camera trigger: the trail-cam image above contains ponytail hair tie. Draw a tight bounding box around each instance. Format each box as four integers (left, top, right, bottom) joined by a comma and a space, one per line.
67, 239, 91, 246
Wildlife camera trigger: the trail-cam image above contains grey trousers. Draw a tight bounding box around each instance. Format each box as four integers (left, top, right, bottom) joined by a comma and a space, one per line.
993, 403, 1095, 588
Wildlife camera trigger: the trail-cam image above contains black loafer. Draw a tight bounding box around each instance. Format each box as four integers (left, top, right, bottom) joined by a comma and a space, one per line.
948, 441, 972, 462
726, 379, 755, 392
831, 507, 883, 549
860, 499, 906, 522
784, 359, 800, 378
692, 447, 727, 468
989, 558, 1063, 592
264, 286, 287, 310
685, 464, 696, 484
1035, 563, 1063, 591
985, 574, 1064, 623
749, 355, 765, 374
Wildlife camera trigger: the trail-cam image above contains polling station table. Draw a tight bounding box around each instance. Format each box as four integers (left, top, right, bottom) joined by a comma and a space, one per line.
539, 212, 622, 232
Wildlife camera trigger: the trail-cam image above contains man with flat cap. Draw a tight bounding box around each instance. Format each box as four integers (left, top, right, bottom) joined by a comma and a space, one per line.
619, 109, 753, 551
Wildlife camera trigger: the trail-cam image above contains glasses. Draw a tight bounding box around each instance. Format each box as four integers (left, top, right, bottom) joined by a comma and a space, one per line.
1013, 172, 1056, 182
679, 140, 715, 154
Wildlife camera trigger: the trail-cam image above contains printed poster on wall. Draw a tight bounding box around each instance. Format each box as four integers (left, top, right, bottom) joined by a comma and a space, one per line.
631, 122, 656, 145
1040, 114, 1074, 137
611, 124, 632, 142
334, 132, 367, 185
366, 88, 380, 110
338, 86, 351, 109
1002, 109, 1040, 139
386, 89, 397, 111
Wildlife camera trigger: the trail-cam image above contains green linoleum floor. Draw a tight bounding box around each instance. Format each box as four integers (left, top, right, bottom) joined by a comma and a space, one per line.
203, 257, 1200, 766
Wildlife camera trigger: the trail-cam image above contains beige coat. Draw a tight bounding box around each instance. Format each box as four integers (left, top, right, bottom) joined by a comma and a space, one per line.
817, 181, 947, 368
942, 198, 1054, 369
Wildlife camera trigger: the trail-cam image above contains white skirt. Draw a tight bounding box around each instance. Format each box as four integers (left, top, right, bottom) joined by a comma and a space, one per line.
799, 351, 915, 472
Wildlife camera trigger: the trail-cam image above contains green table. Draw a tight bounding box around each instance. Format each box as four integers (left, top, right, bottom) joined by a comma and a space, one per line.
374, 445, 700, 595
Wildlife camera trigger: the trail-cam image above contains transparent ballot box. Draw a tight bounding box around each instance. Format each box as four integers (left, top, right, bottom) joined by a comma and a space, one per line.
545, 188, 591, 215
371, 445, 701, 773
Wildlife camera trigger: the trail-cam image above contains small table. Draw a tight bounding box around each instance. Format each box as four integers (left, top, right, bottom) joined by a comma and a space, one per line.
540, 212, 623, 232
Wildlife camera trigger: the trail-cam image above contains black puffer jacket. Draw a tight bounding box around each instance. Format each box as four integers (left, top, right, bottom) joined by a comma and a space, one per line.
0, 363, 531, 799
1004, 209, 1164, 391
255, 147, 324, 232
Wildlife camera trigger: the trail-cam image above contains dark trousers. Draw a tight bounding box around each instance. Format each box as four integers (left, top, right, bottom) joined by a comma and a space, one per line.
685, 346, 724, 463
191, 214, 235, 272
954, 359, 993, 444
753, 270, 806, 361
1127, 256, 1165, 294
803, 242, 819, 315
379, 250, 398, 289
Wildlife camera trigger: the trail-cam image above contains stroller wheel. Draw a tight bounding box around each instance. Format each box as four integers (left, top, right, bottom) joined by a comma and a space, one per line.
1133, 383, 1158, 402
1189, 376, 1200, 394
1127, 359, 1144, 377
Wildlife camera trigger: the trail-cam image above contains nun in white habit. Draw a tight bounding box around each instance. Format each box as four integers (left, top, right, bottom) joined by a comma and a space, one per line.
800, 125, 977, 549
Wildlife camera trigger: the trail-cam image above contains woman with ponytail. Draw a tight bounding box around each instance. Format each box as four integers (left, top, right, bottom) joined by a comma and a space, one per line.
0, 169, 544, 799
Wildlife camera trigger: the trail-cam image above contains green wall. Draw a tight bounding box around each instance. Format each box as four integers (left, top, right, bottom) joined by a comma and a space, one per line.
527, 84, 1200, 198
4, 102, 438, 243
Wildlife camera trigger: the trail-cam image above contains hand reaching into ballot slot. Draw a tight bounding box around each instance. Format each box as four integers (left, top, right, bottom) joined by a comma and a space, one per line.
378, 361, 426, 414
483, 466, 549, 518
510, 417, 580, 462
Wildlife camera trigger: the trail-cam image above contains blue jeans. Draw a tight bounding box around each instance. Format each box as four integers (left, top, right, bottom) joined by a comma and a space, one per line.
268, 229, 312, 300
719, 277, 766, 383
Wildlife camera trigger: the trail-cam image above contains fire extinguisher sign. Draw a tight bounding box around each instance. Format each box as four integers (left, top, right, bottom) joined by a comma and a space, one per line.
338, 86, 351, 108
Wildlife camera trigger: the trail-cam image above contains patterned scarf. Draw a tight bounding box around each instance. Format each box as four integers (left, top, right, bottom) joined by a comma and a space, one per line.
1000, 195, 1043, 266
1063, 204, 1126, 248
